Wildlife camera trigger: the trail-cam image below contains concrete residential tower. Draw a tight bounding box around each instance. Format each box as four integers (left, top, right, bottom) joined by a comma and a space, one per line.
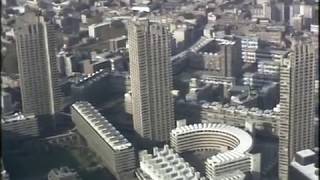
128, 19, 174, 142
15, 11, 62, 116
278, 38, 316, 180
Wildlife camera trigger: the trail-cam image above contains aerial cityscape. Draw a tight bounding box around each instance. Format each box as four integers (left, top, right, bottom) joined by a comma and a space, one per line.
0, 0, 318, 179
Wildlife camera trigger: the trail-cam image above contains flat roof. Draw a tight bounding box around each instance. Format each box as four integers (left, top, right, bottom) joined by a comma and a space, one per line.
72, 101, 132, 151
201, 101, 279, 118
291, 161, 318, 180
140, 145, 204, 180
296, 149, 316, 158
1, 112, 36, 124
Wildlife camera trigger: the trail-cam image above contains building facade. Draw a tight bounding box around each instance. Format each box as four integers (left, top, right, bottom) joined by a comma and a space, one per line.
278, 39, 316, 180
128, 19, 175, 142
241, 37, 259, 63
2, 113, 39, 141
71, 101, 136, 179
201, 102, 280, 136
1, 91, 13, 116
170, 123, 260, 180
15, 11, 62, 115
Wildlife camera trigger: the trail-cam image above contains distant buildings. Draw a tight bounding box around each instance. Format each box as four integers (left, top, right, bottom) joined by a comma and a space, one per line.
190, 37, 242, 78
88, 21, 126, 42
70, 70, 129, 103
241, 37, 259, 63
1, 113, 39, 141
81, 51, 126, 74
71, 101, 136, 179
48, 166, 81, 180
128, 19, 175, 142
15, 11, 62, 116
109, 36, 127, 52
172, 24, 195, 52
278, 38, 316, 180
88, 21, 112, 39
201, 102, 280, 136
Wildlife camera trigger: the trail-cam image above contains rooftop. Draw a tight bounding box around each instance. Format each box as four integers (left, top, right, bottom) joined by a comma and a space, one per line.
296, 149, 316, 158
139, 145, 205, 180
171, 123, 253, 154
201, 101, 280, 118
72, 69, 109, 86
1, 112, 36, 124
291, 161, 318, 180
72, 101, 132, 151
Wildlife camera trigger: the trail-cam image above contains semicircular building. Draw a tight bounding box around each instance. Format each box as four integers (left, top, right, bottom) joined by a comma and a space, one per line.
170, 123, 260, 180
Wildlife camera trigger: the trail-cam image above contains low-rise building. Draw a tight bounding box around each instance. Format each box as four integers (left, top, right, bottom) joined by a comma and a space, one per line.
71, 101, 136, 179
190, 37, 242, 78
136, 145, 205, 180
70, 70, 129, 103
290, 149, 319, 180
109, 36, 127, 52
242, 72, 279, 88
48, 166, 81, 180
201, 102, 280, 136
170, 122, 261, 180
2, 113, 39, 141
88, 21, 126, 41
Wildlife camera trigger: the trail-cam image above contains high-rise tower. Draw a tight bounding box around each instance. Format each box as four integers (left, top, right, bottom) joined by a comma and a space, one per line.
278, 38, 316, 179
128, 19, 174, 142
15, 11, 62, 116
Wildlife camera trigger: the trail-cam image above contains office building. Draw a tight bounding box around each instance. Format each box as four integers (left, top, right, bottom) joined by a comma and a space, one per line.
241, 37, 259, 63
136, 145, 205, 180
71, 101, 136, 179
88, 21, 126, 41
278, 38, 316, 180
190, 37, 242, 78
88, 21, 112, 39
242, 72, 279, 88
109, 36, 127, 52
172, 24, 194, 52
128, 19, 175, 142
15, 11, 62, 115
256, 31, 283, 45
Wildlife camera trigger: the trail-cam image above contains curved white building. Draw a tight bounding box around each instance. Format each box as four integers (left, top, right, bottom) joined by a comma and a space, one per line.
170, 123, 260, 180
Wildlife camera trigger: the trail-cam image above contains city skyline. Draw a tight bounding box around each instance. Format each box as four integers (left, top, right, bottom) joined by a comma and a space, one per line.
1, 0, 319, 180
